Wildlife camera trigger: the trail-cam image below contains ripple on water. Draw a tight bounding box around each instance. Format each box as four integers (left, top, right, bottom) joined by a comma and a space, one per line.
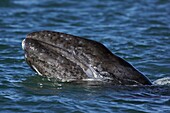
0, 0, 170, 112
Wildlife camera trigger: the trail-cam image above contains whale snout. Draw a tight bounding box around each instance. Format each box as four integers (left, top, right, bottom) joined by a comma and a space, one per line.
22, 39, 25, 50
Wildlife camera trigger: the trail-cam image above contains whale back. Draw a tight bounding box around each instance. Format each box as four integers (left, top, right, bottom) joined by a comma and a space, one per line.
23, 31, 152, 85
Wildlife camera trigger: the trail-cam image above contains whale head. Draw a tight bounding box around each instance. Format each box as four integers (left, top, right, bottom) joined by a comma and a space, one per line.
22, 31, 92, 82
22, 30, 152, 85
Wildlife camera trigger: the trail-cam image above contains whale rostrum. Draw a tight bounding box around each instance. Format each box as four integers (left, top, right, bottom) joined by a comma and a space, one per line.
22, 30, 152, 85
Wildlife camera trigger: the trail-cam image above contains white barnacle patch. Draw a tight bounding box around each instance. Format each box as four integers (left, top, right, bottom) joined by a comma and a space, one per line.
89, 65, 98, 78
32, 65, 43, 76
92, 70, 98, 78
25, 54, 27, 58
48, 33, 51, 36
22, 39, 25, 50
85, 65, 102, 79
30, 46, 35, 50
85, 68, 93, 78
72, 50, 76, 55
60, 34, 64, 38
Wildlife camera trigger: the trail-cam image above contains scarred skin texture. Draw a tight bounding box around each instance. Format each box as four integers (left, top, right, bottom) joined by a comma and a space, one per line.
22, 30, 152, 85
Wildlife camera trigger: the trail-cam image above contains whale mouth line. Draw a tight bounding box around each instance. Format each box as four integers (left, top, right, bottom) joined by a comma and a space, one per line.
22, 37, 67, 52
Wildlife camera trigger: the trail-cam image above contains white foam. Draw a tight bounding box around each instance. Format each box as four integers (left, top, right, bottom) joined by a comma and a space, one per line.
153, 77, 170, 85
82, 78, 102, 81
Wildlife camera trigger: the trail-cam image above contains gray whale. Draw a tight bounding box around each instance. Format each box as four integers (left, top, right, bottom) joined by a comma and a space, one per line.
22, 30, 152, 85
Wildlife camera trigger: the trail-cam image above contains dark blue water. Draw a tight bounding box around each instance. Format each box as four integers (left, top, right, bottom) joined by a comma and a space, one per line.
0, 0, 170, 112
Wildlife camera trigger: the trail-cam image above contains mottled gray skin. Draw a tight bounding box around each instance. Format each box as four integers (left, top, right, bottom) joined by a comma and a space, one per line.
22, 30, 152, 85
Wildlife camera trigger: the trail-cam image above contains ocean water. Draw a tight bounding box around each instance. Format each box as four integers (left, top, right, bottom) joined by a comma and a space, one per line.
0, 0, 170, 113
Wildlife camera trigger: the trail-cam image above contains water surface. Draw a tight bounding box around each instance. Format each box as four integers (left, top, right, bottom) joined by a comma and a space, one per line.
0, 0, 170, 112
